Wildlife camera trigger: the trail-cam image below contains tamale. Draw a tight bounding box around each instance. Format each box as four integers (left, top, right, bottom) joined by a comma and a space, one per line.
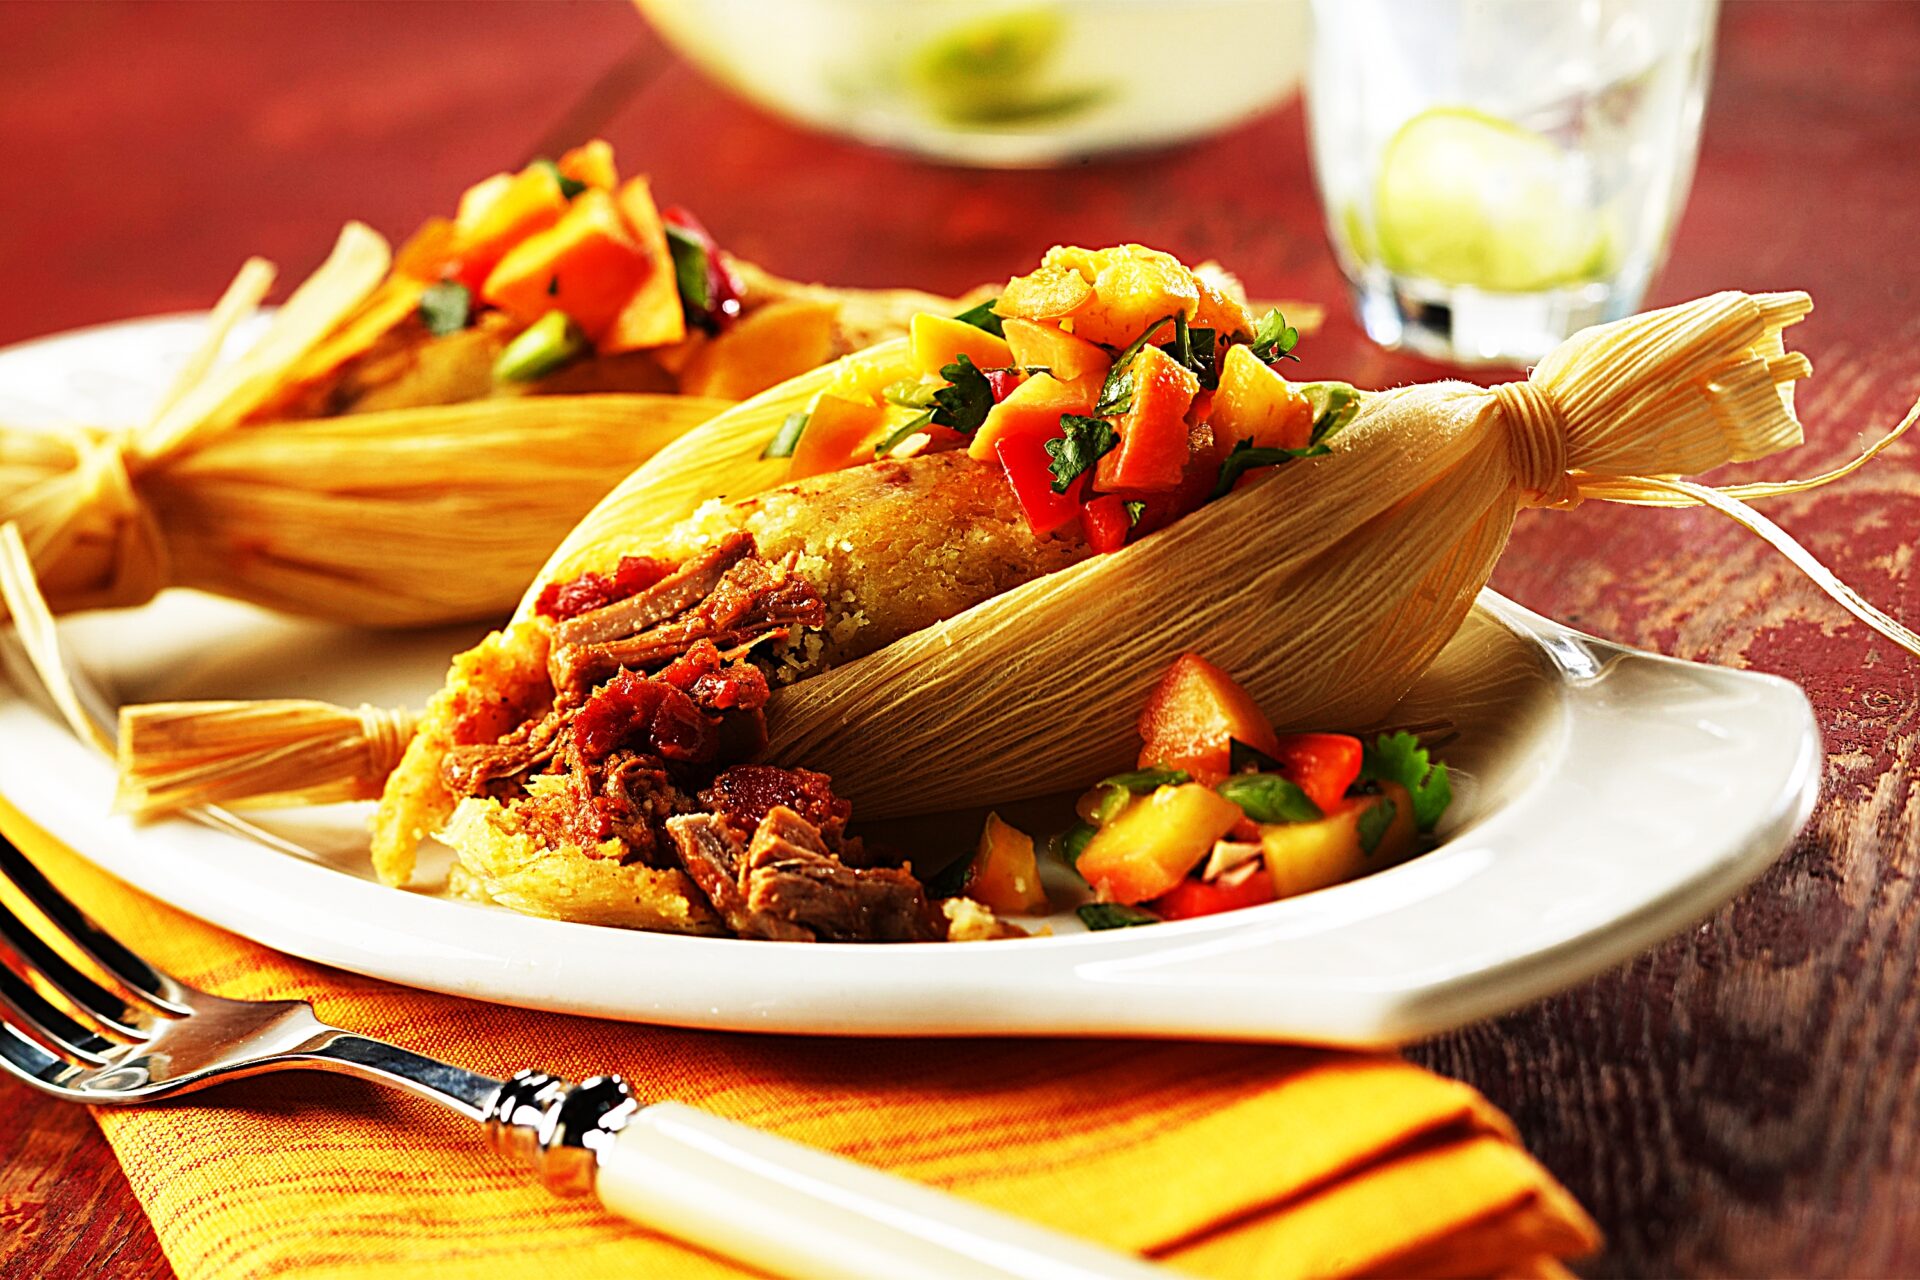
0, 141, 990, 626
68, 242, 1920, 942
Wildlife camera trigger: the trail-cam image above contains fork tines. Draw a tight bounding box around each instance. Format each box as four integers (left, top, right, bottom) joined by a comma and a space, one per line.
0, 830, 183, 1089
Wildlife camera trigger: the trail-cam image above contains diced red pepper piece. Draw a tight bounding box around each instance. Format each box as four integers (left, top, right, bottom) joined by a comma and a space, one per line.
995, 425, 1084, 536
969, 372, 1095, 462
1263, 733, 1365, 814
1110, 419, 1221, 535
985, 368, 1026, 402
1094, 345, 1200, 493
1151, 867, 1277, 921
1079, 494, 1131, 554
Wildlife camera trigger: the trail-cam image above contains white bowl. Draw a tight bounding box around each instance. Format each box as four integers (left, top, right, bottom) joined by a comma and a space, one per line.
635, 0, 1309, 166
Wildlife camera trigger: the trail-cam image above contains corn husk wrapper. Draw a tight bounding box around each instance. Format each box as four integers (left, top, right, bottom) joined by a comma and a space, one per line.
0, 221, 991, 628
532, 288, 1917, 819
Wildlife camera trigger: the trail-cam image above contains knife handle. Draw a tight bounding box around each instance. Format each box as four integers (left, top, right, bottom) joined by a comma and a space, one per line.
594, 1101, 1171, 1280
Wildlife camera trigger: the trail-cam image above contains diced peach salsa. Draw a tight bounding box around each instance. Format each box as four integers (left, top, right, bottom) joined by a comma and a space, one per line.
765, 243, 1362, 555
396, 139, 745, 381
951, 653, 1452, 929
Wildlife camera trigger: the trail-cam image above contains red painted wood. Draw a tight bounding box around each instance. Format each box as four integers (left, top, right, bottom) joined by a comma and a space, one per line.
2, 2, 1918, 1276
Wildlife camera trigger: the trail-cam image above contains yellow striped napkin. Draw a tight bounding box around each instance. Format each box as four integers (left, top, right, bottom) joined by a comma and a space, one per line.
1, 796, 1597, 1279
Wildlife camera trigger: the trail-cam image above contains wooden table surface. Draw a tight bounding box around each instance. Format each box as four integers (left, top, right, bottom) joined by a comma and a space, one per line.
3, 2, 1918, 1276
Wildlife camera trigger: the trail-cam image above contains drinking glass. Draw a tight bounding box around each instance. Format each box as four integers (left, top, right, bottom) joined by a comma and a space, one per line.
1306, 0, 1719, 365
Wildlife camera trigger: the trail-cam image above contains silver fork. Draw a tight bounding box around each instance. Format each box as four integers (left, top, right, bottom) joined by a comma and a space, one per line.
0, 831, 1166, 1280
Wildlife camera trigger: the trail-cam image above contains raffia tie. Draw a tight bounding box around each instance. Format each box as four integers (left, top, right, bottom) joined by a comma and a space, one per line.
356, 704, 418, 781
1491, 380, 1579, 509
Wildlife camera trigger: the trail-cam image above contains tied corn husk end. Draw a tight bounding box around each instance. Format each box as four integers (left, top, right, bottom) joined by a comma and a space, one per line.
114, 700, 419, 817
0, 221, 740, 626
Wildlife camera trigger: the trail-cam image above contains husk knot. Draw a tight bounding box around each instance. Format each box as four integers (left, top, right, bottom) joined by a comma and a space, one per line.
356, 703, 415, 780
0, 426, 173, 616
1491, 380, 1577, 508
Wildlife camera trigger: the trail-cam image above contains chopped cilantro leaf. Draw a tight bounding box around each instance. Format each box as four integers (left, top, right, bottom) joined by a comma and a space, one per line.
531, 158, 588, 200
762, 411, 809, 459
1160, 322, 1219, 389
1095, 368, 1135, 416
417, 281, 472, 337
1077, 903, 1160, 930
932, 354, 994, 432
1100, 766, 1191, 793
873, 409, 936, 456
1095, 313, 1178, 416
664, 223, 713, 313
1123, 500, 1146, 526
952, 298, 1006, 338
1155, 314, 1222, 388
1045, 414, 1119, 493
1216, 773, 1322, 824
1359, 731, 1452, 831
1356, 797, 1397, 855
1248, 308, 1300, 363
1211, 437, 1330, 499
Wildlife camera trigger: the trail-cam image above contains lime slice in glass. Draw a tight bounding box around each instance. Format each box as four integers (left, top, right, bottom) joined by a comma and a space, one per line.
1374, 107, 1610, 292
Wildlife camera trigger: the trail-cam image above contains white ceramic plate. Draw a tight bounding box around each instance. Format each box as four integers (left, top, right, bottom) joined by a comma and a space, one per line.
0, 316, 1822, 1046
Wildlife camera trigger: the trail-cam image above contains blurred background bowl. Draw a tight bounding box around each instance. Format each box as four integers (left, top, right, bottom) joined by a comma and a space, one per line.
635, 0, 1309, 167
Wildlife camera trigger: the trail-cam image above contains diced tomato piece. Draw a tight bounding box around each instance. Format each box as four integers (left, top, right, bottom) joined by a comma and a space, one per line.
1094, 346, 1200, 493
1112, 419, 1221, 535
1137, 653, 1281, 784
995, 426, 1084, 536
1151, 867, 1277, 920
790, 395, 888, 480
969, 371, 1095, 462
1079, 494, 1131, 554
1263, 733, 1364, 814
985, 368, 1026, 402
